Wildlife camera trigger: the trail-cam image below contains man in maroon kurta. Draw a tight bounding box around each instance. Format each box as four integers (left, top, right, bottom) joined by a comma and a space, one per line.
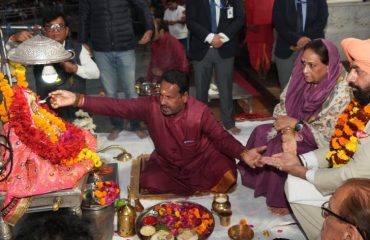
50, 70, 257, 195
146, 19, 188, 83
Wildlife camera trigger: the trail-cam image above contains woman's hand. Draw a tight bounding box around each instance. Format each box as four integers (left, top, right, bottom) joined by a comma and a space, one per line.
282, 131, 297, 154
240, 146, 267, 169
49, 90, 77, 109
274, 116, 298, 131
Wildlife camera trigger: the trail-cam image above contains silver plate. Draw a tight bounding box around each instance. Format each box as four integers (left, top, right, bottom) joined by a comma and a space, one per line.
8, 35, 74, 65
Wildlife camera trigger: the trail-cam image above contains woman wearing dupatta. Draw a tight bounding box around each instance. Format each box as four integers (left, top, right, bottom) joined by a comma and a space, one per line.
238, 39, 352, 213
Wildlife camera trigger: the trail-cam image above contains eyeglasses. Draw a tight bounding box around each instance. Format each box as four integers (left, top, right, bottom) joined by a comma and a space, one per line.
321, 201, 365, 239
44, 23, 66, 32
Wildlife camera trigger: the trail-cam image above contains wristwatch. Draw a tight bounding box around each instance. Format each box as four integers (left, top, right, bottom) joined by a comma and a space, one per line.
294, 120, 304, 132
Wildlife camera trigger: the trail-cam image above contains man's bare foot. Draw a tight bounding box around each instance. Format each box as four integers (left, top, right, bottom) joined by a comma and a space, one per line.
107, 129, 121, 141
269, 207, 290, 216
134, 129, 149, 139
228, 126, 241, 135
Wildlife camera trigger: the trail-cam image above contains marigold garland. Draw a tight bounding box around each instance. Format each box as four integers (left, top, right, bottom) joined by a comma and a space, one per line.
326, 98, 370, 167
0, 65, 102, 167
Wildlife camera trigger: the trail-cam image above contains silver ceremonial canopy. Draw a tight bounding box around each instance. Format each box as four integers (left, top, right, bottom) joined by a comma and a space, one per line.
8, 35, 74, 65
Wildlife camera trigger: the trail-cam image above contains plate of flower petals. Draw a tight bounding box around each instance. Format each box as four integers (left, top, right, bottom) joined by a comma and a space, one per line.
136, 201, 215, 240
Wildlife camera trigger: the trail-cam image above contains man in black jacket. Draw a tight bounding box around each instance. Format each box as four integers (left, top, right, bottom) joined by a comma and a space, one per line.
186, 0, 245, 135
273, 0, 328, 88
78, 0, 153, 140
8, 11, 100, 122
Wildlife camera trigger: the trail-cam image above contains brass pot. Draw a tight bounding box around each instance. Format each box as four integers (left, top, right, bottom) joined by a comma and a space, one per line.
212, 193, 231, 215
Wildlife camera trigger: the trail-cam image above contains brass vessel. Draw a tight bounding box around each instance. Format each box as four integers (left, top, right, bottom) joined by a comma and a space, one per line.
117, 201, 137, 237
228, 224, 254, 240
212, 193, 232, 227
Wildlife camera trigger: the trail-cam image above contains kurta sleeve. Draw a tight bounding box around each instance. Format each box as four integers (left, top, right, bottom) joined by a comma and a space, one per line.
200, 107, 245, 159
82, 95, 151, 121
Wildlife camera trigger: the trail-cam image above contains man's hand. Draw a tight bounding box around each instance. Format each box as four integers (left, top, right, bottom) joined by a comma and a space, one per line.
211, 34, 224, 48
240, 145, 267, 169
297, 36, 311, 48
262, 152, 306, 178
10, 31, 33, 42
49, 90, 77, 109
60, 61, 78, 74
274, 115, 298, 131
138, 30, 153, 45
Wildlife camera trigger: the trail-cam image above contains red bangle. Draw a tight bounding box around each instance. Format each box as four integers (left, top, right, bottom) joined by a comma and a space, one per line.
73, 93, 85, 107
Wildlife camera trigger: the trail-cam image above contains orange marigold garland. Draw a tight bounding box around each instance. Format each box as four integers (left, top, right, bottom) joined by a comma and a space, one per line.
0, 64, 102, 167
9, 87, 86, 164
326, 98, 370, 167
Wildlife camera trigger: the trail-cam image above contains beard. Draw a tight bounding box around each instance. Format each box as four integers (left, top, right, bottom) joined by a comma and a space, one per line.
350, 83, 370, 105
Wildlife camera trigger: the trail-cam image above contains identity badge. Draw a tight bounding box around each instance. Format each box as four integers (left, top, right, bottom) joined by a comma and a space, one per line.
227, 7, 234, 19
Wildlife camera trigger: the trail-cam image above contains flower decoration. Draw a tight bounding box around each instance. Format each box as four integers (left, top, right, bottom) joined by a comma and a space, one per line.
155, 202, 214, 237
326, 98, 370, 167
0, 67, 102, 168
93, 181, 120, 206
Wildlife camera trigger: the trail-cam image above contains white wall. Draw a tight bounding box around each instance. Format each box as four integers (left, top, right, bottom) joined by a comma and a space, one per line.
326, 1, 370, 58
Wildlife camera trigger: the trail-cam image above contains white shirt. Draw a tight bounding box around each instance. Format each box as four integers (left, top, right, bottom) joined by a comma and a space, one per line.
163, 5, 188, 40
75, 44, 100, 80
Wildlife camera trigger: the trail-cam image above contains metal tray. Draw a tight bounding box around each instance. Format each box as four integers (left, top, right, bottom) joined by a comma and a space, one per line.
135, 201, 215, 240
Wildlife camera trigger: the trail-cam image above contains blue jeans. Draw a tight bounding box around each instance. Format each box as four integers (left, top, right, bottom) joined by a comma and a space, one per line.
93, 50, 140, 130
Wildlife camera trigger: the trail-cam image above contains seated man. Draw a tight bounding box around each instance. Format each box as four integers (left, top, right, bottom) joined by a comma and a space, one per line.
259, 38, 370, 239
321, 178, 370, 239
146, 18, 188, 83
49, 70, 256, 195
8, 11, 100, 121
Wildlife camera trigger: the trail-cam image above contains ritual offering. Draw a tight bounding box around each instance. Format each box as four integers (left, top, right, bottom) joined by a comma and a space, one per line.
228, 224, 254, 240
136, 201, 215, 240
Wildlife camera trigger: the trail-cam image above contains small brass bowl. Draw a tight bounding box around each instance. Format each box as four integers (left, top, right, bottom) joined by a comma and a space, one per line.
228, 224, 254, 240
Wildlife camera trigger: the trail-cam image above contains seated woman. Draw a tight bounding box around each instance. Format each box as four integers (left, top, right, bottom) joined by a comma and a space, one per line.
0, 67, 101, 225
238, 39, 352, 214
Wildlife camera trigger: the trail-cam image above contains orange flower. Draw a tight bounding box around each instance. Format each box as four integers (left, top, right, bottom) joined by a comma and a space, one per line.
338, 137, 349, 146
334, 129, 343, 137
327, 98, 370, 168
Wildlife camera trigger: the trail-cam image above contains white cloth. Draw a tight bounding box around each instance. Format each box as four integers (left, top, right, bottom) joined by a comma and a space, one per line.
163, 5, 188, 40
285, 175, 330, 207
97, 121, 306, 239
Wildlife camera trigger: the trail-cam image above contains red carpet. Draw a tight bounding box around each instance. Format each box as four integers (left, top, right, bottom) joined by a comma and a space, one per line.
233, 70, 260, 96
